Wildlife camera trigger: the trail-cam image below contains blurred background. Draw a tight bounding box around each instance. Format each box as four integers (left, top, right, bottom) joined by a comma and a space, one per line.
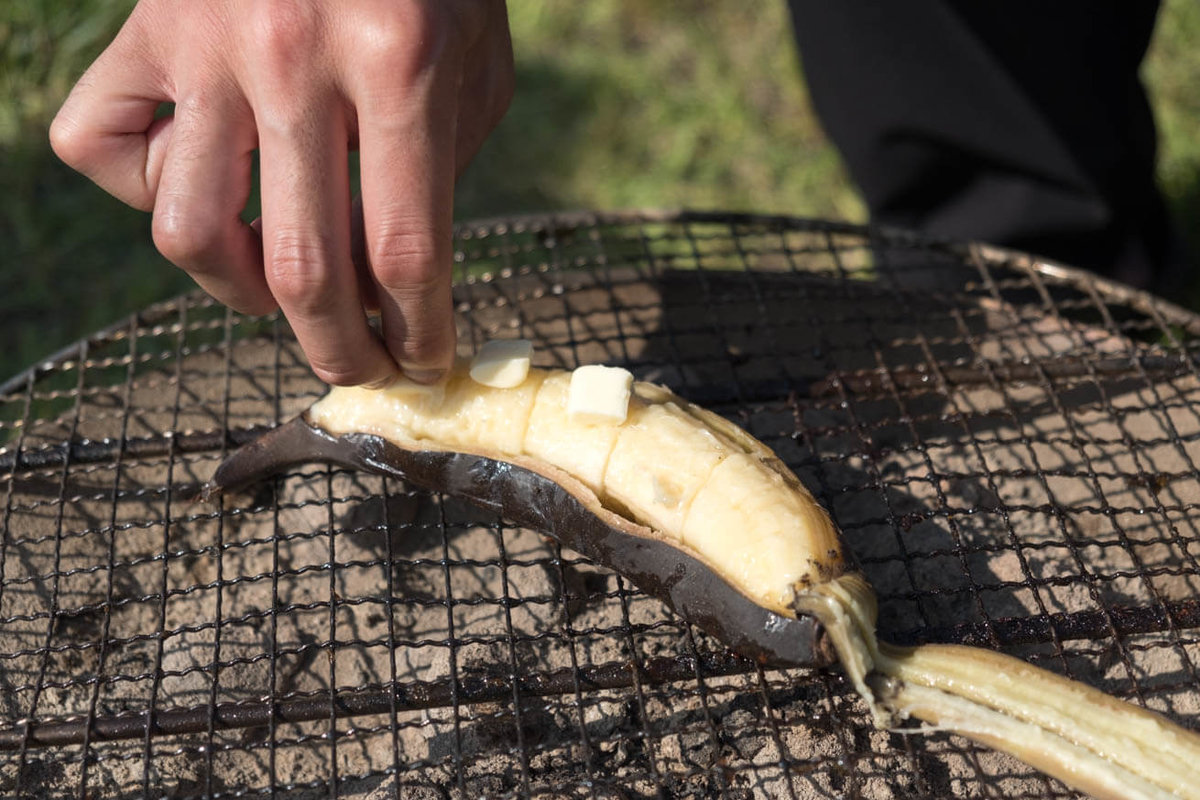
2, 0, 1199, 381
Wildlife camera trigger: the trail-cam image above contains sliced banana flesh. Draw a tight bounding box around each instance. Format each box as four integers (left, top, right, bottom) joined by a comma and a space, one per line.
309, 364, 844, 614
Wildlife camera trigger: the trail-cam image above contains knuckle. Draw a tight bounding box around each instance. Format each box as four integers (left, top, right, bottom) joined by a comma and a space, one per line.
265, 234, 337, 312
152, 203, 221, 267
397, 326, 454, 369
353, 1, 458, 78
251, 0, 327, 77
370, 226, 448, 292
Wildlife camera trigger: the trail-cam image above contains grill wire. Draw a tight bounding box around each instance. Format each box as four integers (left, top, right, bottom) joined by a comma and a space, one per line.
2, 210, 1199, 798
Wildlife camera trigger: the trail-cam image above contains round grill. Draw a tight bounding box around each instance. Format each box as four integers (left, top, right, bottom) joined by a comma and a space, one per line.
2, 210, 1198, 798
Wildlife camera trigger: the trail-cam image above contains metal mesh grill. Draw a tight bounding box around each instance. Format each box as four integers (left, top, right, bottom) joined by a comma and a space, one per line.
2, 210, 1199, 798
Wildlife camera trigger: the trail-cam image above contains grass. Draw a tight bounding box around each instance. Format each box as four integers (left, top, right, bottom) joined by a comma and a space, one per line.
2, 0, 1199, 380
1145, 0, 1200, 262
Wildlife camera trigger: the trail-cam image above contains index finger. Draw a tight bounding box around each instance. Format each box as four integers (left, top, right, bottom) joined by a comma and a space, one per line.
50, 25, 171, 210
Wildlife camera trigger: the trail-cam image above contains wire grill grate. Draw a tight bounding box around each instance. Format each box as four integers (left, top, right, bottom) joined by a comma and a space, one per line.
2, 210, 1199, 798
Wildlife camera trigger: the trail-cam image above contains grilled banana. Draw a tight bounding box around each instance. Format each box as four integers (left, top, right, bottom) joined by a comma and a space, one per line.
303, 364, 847, 616
209, 356, 1200, 799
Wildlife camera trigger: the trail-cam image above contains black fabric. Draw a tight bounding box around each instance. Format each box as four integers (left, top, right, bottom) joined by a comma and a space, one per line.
787, 0, 1186, 290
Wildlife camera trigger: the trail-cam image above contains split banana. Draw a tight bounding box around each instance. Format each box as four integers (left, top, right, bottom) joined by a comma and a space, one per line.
208, 353, 1200, 799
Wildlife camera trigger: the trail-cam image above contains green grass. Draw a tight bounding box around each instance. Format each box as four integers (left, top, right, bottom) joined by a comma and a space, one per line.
2, 0, 1199, 381
1145, 0, 1200, 264
459, 2, 862, 220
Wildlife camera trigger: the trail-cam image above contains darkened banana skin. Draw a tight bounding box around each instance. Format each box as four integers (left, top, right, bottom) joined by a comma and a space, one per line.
207, 364, 1200, 799
206, 414, 831, 668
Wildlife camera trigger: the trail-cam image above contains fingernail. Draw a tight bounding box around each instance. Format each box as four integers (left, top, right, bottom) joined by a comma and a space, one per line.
402, 367, 446, 385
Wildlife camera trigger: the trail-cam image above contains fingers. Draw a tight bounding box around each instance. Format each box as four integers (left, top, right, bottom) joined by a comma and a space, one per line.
352, 35, 460, 382
258, 97, 398, 388
152, 95, 275, 316
49, 21, 171, 211
53, 0, 515, 389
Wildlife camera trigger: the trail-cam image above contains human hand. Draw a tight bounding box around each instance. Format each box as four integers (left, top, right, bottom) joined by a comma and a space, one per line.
50, 0, 513, 386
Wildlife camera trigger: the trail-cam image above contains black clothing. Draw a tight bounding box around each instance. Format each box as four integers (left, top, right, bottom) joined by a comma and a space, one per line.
788, 0, 1186, 291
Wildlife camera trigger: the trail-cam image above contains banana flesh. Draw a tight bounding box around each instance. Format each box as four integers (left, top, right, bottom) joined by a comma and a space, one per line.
308, 365, 846, 616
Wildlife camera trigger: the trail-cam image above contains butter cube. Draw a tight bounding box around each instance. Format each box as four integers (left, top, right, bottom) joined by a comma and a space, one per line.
469, 339, 534, 389
567, 365, 634, 425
